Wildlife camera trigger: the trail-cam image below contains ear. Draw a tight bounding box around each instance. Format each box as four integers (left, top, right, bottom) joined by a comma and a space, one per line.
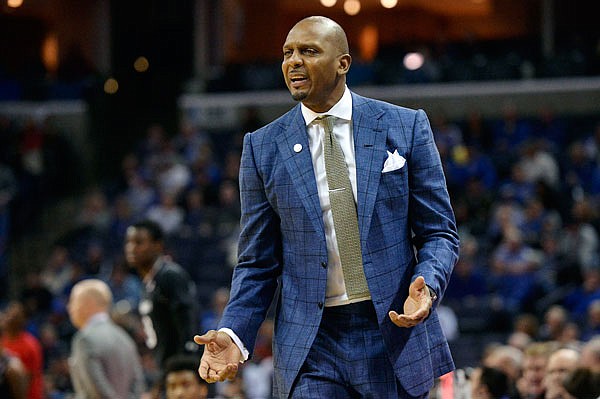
338, 53, 352, 76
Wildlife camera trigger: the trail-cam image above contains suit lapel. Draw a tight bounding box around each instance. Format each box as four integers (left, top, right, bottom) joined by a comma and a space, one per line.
352, 93, 386, 240
275, 106, 325, 235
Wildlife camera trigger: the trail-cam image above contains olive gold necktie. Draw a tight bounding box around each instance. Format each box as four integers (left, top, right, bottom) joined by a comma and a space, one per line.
318, 115, 369, 300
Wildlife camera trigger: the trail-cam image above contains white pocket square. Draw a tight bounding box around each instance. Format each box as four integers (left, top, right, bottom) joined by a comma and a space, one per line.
382, 150, 406, 173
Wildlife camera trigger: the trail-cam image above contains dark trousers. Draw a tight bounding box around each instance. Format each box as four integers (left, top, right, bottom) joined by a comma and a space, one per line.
289, 301, 428, 399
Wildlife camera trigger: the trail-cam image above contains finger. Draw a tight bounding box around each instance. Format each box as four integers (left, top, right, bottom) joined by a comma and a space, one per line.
389, 311, 410, 328
218, 363, 239, 381
194, 330, 217, 345
411, 276, 426, 295
207, 367, 221, 382
198, 361, 209, 380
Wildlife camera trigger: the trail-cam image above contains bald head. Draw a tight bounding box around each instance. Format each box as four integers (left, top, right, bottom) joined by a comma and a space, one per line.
68, 279, 113, 329
292, 16, 349, 55
282, 16, 351, 112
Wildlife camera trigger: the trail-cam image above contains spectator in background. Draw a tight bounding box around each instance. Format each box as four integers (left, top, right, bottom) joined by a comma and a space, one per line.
40, 245, 74, 298
490, 225, 542, 311
76, 187, 111, 233
562, 367, 600, 399
0, 323, 27, 399
482, 344, 524, 394
518, 139, 560, 190
124, 220, 199, 368
538, 305, 570, 342
544, 347, 581, 399
470, 366, 511, 399
563, 267, 600, 323
164, 354, 209, 399
444, 233, 487, 306
145, 192, 184, 237
517, 342, 556, 399
582, 300, 600, 341
498, 164, 537, 207
67, 279, 145, 399
581, 337, 600, 373
0, 301, 44, 399
563, 141, 597, 195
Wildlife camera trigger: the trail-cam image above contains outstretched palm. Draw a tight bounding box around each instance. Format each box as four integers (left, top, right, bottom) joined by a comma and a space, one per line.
194, 330, 243, 383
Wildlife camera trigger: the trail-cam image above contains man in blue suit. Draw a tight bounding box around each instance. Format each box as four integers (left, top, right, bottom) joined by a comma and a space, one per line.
195, 16, 459, 398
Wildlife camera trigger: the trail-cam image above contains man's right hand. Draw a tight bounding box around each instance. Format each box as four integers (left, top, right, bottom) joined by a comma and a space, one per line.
194, 330, 243, 383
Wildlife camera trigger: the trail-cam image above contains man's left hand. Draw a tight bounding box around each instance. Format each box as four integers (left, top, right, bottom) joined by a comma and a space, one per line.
388, 276, 432, 328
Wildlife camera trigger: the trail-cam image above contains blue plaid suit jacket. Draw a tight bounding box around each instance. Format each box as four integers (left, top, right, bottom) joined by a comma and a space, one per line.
219, 92, 460, 398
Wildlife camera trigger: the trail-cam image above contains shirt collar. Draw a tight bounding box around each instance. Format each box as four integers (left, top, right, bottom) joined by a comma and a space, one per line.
143, 256, 164, 286
83, 312, 110, 330
301, 86, 352, 126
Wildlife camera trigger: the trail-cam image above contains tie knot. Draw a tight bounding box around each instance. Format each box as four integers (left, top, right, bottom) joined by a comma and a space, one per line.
316, 115, 334, 133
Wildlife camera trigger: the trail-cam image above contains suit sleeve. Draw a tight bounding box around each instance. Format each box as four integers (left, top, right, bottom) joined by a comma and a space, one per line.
218, 132, 282, 355
408, 110, 459, 301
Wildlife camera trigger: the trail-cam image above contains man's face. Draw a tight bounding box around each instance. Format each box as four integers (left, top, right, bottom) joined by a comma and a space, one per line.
124, 227, 161, 269
281, 20, 349, 112
521, 355, 547, 395
545, 349, 579, 391
166, 370, 208, 399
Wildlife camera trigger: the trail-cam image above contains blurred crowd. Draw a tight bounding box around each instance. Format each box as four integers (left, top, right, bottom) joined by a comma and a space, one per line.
2, 98, 600, 398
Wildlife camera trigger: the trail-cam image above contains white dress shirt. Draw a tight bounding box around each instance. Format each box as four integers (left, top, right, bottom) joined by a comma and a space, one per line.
300, 86, 370, 307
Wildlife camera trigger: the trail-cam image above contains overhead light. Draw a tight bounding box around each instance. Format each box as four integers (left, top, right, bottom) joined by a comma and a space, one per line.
344, 0, 360, 15
380, 0, 398, 8
320, 0, 337, 7
403, 52, 424, 70
104, 78, 119, 94
7, 0, 24, 8
134, 56, 149, 72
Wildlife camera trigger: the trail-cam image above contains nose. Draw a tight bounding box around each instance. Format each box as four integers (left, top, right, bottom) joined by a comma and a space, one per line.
287, 50, 302, 66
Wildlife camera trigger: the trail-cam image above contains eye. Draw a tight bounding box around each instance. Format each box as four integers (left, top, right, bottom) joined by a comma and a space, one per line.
283, 49, 292, 58
302, 48, 318, 56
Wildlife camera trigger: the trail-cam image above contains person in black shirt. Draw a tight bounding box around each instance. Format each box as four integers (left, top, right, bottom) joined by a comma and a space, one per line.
125, 220, 199, 368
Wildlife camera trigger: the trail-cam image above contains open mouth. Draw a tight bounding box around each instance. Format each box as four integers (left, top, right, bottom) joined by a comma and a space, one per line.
289, 76, 308, 88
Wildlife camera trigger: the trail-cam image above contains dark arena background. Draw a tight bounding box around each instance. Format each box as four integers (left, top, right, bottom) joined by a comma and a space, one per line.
1, 0, 600, 398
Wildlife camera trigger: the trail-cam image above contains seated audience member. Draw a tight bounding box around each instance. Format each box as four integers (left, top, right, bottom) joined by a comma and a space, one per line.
544, 347, 581, 399
582, 299, 600, 341
581, 337, 600, 373
0, 301, 44, 399
539, 305, 569, 341
563, 367, 600, 399
470, 366, 511, 399
164, 354, 209, 399
483, 344, 524, 384
0, 324, 27, 399
517, 342, 557, 399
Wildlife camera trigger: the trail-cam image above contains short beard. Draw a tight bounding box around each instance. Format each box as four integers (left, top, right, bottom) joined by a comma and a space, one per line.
291, 92, 307, 102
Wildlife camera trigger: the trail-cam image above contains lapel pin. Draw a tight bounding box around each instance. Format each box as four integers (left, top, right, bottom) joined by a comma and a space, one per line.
293, 143, 302, 153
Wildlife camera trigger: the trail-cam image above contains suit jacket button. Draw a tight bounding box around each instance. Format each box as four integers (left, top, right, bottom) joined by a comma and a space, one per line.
318, 302, 323, 309
321, 262, 327, 269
